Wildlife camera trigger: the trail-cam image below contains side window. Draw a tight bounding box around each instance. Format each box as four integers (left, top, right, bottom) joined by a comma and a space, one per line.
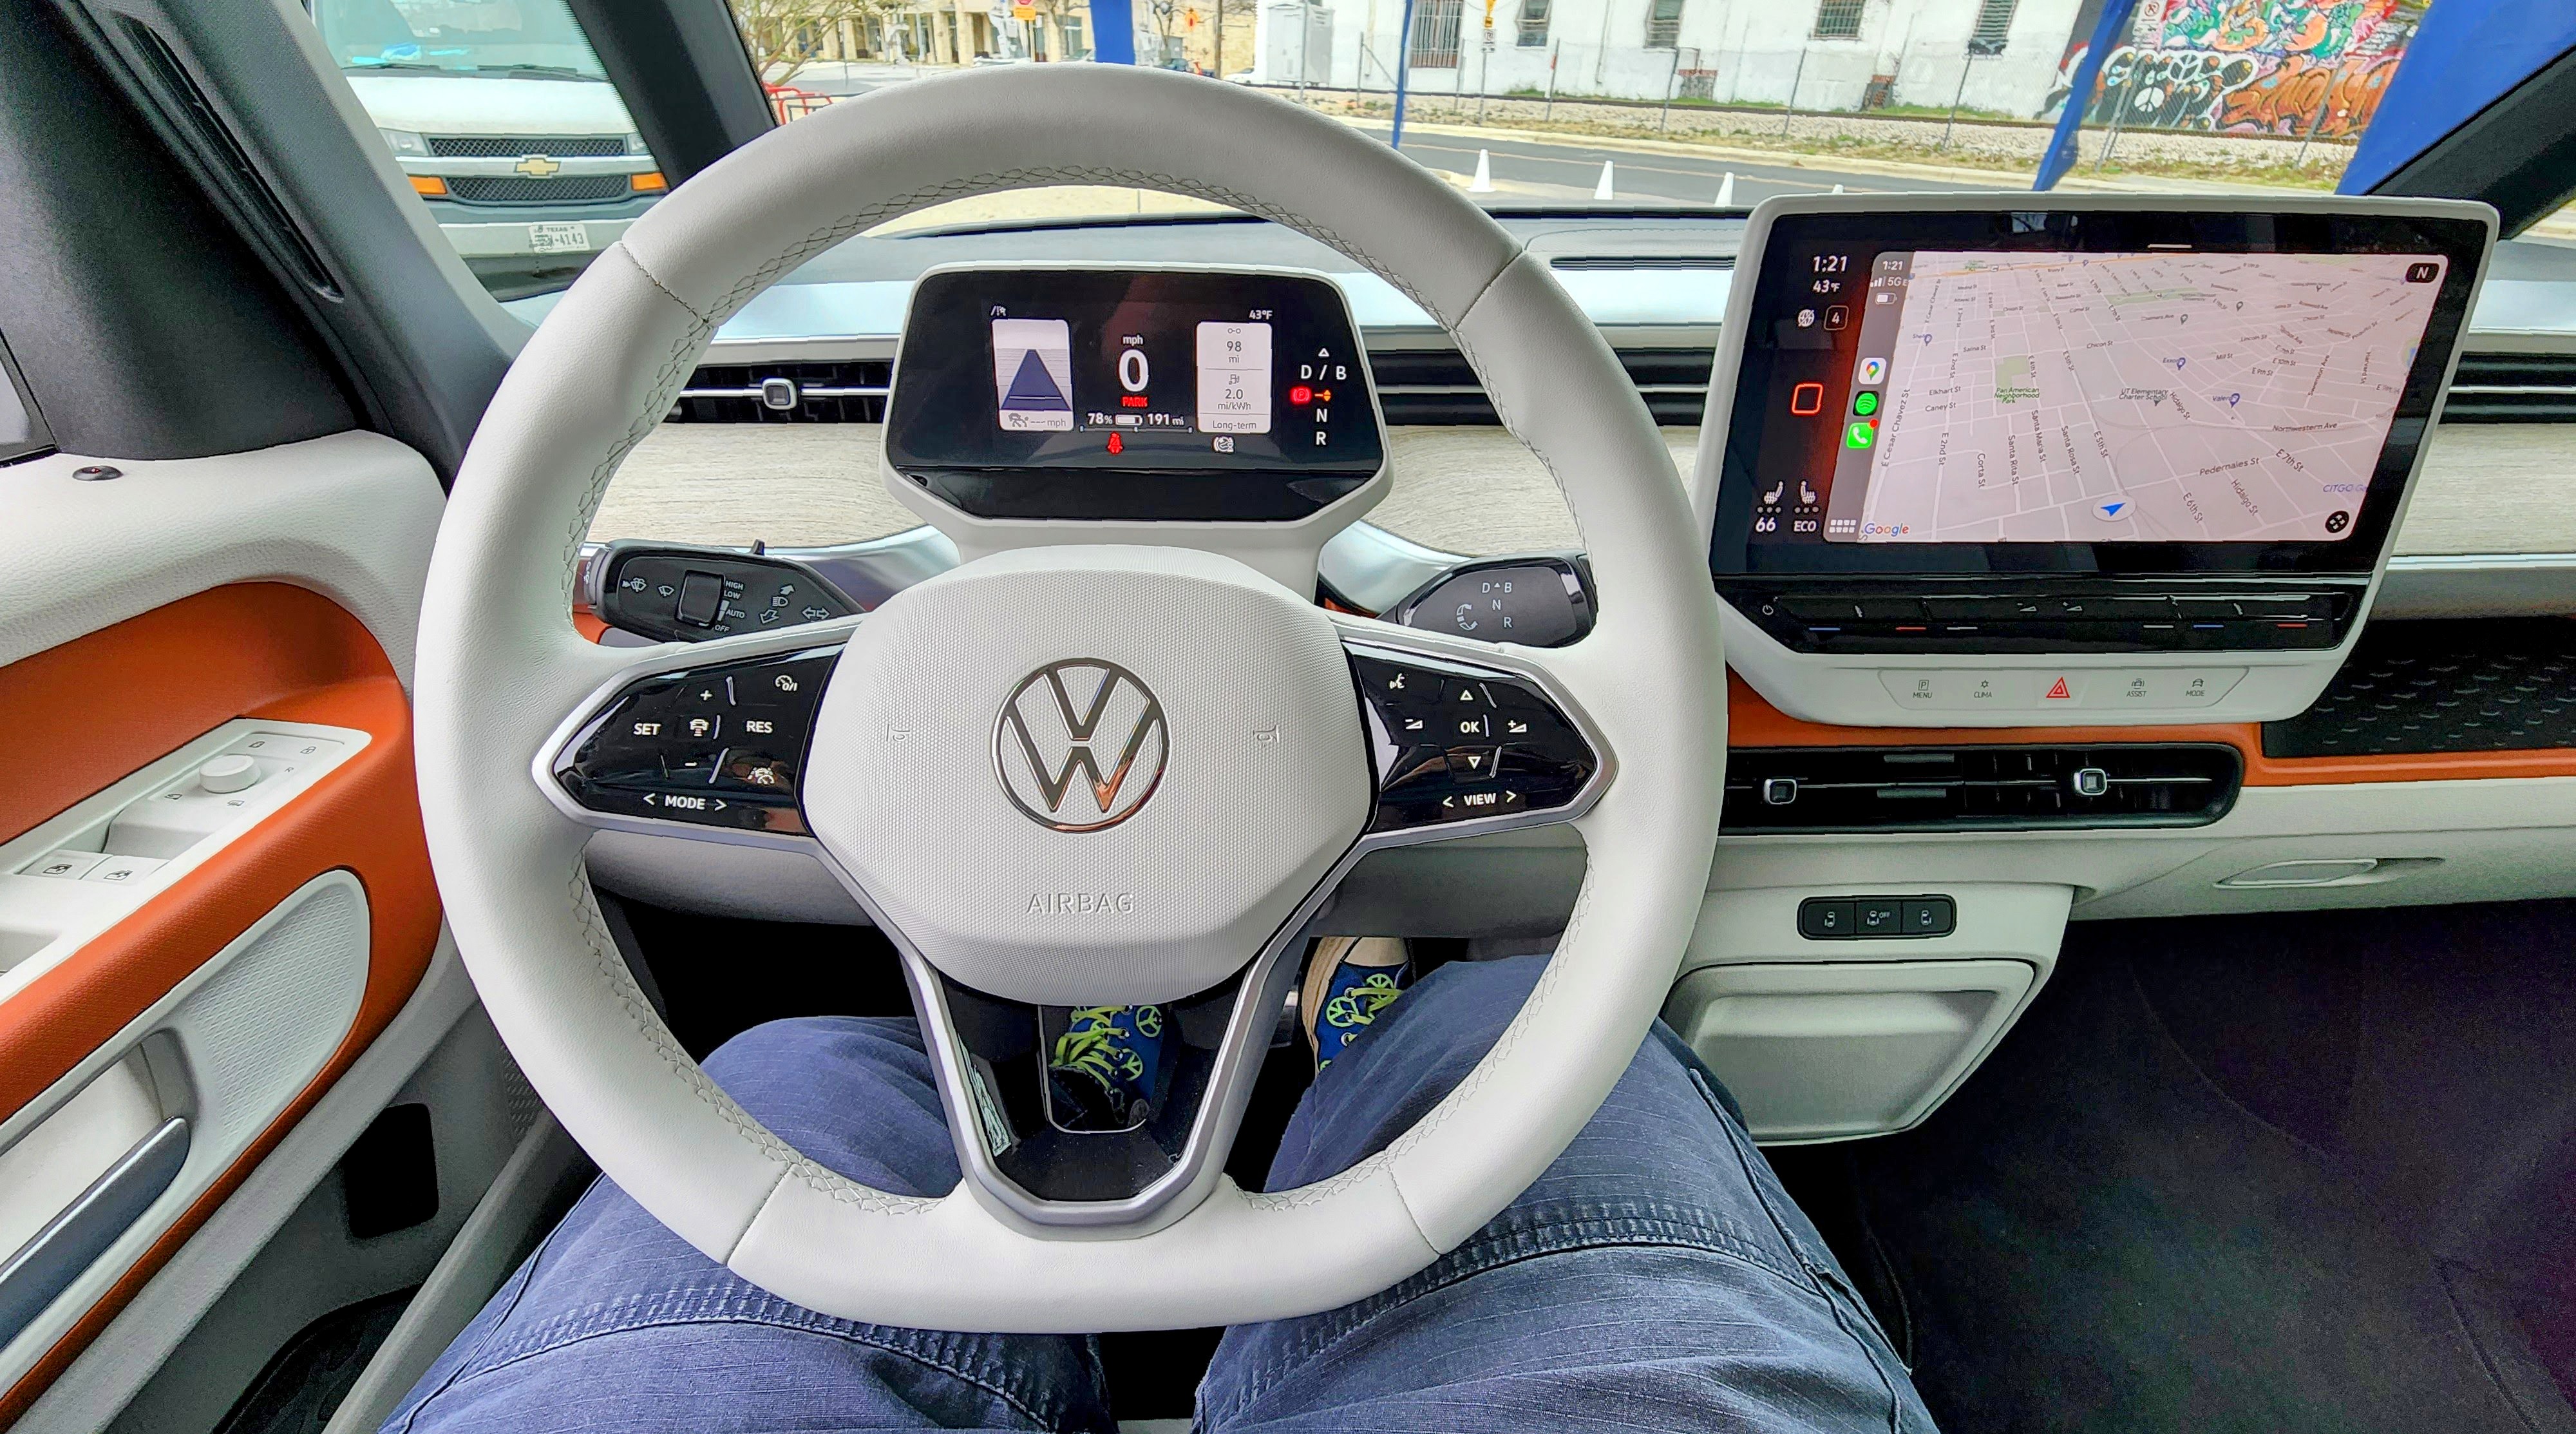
1644, 0, 1683, 49
1515, 0, 1549, 47
1812, 0, 1864, 41
0, 332, 47, 464
1967, 0, 2015, 56
308, 0, 665, 302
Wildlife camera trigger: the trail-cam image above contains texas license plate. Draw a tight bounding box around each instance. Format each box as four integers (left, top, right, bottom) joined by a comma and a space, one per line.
528, 222, 591, 254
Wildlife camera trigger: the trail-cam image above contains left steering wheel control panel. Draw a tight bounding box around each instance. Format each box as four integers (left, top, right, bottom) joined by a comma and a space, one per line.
883, 267, 1385, 523
553, 647, 841, 834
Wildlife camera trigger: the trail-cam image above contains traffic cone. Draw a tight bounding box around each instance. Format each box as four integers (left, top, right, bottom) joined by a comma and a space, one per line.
1593, 160, 1615, 199
1470, 149, 1495, 193
1715, 171, 1736, 206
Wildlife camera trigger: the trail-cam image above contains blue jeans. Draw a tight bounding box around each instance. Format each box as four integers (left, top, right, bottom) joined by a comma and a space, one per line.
386, 955, 1933, 1432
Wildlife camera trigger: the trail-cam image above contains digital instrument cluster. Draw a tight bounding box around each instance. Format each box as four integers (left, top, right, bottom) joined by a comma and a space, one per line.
883, 267, 1385, 523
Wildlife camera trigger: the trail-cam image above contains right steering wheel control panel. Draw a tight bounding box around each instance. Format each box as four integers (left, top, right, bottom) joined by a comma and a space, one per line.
1700, 196, 2493, 728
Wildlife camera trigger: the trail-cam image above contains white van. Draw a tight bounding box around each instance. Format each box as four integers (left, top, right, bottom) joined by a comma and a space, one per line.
312, 0, 661, 297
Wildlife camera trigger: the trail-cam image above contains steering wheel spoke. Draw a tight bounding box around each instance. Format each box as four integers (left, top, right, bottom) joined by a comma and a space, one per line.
534, 620, 862, 848
1334, 620, 1613, 844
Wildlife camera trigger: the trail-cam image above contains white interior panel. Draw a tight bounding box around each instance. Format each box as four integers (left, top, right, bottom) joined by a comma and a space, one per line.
0, 1055, 160, 1263
1704, 777, 2576, 915
1666, 959, 2038, 1142
0, 873, 369, 1396
1674, 883, 2067, 1140
0, 434, 440, 682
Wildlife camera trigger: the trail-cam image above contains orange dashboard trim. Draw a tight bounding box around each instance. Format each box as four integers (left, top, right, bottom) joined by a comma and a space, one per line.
0, 586, 439, 1426
1727, 675, 2576, 787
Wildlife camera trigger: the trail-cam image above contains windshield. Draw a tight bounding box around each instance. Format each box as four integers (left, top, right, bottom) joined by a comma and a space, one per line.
310, 0, 2576, 312
314, 0, 609, 80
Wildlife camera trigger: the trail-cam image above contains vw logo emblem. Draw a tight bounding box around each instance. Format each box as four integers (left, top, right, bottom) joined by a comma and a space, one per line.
994, 660, 1168, 832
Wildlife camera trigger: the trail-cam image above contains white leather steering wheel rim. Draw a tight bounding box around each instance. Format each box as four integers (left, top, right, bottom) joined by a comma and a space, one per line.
415, 66, 1725, 1332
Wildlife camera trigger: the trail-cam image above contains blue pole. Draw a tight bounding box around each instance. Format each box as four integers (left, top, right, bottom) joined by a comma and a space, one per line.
1092, 0, 1137, 63
2034, 0, 2142, 191
1389, 0, 1419, 149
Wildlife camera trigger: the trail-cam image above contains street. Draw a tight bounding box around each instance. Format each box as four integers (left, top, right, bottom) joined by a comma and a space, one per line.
1349, 120, 2007, 204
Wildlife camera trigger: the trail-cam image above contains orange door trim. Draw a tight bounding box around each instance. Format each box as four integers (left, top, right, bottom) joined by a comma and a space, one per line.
0, 586, 440, 1424
1727, 674, 2576, 787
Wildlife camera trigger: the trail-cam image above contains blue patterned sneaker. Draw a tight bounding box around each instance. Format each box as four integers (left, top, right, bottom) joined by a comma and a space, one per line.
1301, 937, 1411, 1071
1046, 1004, 1170, 1130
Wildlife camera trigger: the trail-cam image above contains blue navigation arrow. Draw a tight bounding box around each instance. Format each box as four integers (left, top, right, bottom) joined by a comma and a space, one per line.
2098, 500, 2130, 520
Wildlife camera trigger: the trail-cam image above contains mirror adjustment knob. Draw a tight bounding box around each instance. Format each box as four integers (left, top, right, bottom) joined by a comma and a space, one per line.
200, 754, 260, 793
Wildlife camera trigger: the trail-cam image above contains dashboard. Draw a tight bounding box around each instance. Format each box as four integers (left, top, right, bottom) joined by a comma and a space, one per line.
560, 206, 2576, 1149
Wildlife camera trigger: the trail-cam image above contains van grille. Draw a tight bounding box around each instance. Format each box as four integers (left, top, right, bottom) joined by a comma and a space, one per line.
446, 175, 631, 205
427, 134, 629, 158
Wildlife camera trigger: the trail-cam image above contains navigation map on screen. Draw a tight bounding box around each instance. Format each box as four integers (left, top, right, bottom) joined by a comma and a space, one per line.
1824, 250, 2447, 544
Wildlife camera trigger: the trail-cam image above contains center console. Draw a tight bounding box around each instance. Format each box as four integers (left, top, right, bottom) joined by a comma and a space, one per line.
1694, 195, 2493, 726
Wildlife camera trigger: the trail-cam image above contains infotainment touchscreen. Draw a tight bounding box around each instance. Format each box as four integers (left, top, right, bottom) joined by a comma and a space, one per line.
1827, 250, 2441, 544
1709, 206, 2488, 577
884, 266, 1384, 522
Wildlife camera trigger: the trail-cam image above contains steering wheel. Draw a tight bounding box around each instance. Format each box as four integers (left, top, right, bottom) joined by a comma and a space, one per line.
414, 65, 1724, 1333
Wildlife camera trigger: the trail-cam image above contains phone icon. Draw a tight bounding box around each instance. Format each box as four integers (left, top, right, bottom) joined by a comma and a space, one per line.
1844, 422, 1875, 450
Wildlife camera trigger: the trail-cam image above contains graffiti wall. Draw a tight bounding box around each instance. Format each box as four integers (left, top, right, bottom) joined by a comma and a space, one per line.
2043, 0, 2429, 138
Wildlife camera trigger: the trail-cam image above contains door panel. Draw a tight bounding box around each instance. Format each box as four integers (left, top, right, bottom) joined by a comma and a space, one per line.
0, 438, 446, 1422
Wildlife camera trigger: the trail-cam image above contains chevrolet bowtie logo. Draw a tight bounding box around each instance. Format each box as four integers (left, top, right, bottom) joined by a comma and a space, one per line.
512, 153, 563, 178
994, 660, 1168, 832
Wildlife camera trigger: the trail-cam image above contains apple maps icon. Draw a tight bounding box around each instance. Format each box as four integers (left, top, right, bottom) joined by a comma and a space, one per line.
992, 318, 1075, 432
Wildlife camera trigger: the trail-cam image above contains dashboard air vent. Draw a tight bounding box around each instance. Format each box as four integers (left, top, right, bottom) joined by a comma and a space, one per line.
665, 349, 1711, 427
2443, 353, 2576, 423
668, 360, 891, 423
1370, 347, 1712, 425
1724, 744, 2241, 832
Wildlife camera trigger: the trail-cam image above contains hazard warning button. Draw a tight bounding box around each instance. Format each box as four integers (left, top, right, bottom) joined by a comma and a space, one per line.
2039, 674, 2082, 703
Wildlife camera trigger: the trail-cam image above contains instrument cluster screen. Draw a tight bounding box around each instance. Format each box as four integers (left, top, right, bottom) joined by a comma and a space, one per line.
886, 268, 1383, 522
1709, 207, 2488, 577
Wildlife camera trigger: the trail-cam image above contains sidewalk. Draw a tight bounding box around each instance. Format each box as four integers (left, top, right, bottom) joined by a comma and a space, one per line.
1365, 113, 2327, 198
